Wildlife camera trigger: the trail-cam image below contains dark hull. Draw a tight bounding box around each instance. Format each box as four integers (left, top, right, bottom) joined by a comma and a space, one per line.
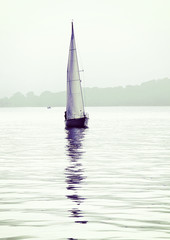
65, 117, 88, 128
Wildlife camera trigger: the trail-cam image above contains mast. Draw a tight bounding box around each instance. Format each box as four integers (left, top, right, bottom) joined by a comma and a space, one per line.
66, 22, 85, 120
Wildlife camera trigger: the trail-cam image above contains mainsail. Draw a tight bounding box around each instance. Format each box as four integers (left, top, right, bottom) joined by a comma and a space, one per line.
66, 22, 85, 120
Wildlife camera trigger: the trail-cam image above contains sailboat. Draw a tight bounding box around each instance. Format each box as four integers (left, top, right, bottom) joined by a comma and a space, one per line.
65, 22, 89, 128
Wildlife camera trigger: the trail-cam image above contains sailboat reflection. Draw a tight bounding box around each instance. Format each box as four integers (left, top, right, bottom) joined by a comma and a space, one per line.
65, 128, 88, 224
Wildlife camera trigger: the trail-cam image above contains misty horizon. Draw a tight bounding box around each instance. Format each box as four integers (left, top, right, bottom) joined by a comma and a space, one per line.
1, 78, 169, 107
0, 77, 169, 99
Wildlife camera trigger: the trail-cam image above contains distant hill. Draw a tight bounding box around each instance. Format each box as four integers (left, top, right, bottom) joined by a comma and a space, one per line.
0, 78, 170, 107
85, 78, 170, 106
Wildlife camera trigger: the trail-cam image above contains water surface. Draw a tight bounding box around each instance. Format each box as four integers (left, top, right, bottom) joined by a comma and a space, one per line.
0, 107, 170, 240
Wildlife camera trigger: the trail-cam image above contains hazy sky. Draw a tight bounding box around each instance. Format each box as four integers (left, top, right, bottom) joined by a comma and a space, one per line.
0, 0, 170, 97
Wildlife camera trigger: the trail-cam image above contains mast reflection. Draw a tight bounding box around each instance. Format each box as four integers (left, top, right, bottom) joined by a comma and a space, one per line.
65, 128, 87, 224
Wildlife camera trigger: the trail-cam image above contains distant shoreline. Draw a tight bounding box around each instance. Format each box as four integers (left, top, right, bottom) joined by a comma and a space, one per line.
0, 106, 170, 108
0, 78, 170, 107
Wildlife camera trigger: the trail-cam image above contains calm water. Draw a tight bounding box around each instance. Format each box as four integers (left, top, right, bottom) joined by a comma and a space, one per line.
0, 107, 170, 240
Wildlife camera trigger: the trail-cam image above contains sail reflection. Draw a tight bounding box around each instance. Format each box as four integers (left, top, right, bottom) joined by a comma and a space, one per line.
65, 128, 87, 224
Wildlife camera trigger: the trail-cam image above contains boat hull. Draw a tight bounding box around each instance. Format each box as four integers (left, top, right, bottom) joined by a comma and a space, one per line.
65, 117, 88, 128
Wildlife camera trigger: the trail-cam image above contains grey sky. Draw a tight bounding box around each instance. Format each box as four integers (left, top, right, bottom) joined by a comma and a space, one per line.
0, 0, 170, 97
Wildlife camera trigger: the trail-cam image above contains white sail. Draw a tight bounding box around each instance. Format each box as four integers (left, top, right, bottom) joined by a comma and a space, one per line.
66, 22, 85, 120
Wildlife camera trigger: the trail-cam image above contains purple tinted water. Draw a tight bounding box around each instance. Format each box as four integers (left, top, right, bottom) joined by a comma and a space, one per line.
0, 107, 170, 240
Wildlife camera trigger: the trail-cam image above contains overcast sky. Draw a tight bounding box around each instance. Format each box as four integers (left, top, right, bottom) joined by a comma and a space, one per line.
0, 0, 170, 97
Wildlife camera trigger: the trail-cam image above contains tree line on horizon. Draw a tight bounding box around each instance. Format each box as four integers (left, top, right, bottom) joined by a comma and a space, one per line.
0, 78, 170, 107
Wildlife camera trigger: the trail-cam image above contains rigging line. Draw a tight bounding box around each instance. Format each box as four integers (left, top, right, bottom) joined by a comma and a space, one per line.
77, 49, 87, 107
81, 68, 87, 108
75, 36, 87, 110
